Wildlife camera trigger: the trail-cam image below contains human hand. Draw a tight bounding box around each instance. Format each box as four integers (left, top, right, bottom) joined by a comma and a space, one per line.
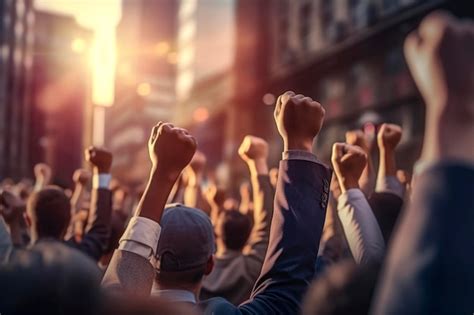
345, 130, 370, 153
85, 147, 113, 174
377, 123, 402, 152
274, 91, 325, 152
72, 169, 92, 186
0, 190, 25, 224
148, 122, 197, 181
404, 11, 474, 163
34, 163, 52, 185
238, 136, 269, 162
331, 143, 367, 193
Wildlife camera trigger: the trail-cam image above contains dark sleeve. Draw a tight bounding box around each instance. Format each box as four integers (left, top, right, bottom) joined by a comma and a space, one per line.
239, 159, 332, 314
67, 188, 112, 261
372, 164, 474, 315
368, 192, 403, 244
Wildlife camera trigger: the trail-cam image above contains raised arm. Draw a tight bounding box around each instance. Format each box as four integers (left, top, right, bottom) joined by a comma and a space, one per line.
332, 143, 385, 265
65, 169, 91, 242
239, 92, 331, 314
345, 130, 375, 197
67, 147, 113, 261
376, 123, 404, 198
33, 163, 52, 192
102, 122, 196, 295
238, 136, 274, 276
373, 11, 474, 314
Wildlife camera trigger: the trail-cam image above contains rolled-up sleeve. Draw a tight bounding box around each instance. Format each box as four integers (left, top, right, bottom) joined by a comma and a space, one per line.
118, 216, 161, 264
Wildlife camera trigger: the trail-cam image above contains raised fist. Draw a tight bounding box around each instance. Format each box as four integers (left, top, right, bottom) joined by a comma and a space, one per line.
238, 135, 269, 162
274, 91, 325, 151
34, 163, 52, 184
148, 122, 197, 179
331, 143, 367, 192
85, 147, 113, 173
73, 169, 92, 185
345, 130, 369, 152
404, 11, 474, 163
377, 123, 402, 151
0, 190, 25, 224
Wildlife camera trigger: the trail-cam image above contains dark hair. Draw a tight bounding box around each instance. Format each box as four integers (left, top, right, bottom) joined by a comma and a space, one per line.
27, 186, 71, 239
219, 210, 252, 251
303, 260, 381, 315
156, 264, 207, 286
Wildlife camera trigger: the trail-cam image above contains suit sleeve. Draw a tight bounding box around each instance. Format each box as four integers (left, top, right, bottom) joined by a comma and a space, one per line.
371, 164, 474, 315
239, 159, 331, 314
67, 188, 112, 261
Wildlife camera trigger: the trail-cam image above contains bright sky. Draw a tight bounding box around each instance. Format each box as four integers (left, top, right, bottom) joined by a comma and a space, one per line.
36, 0, 122, 106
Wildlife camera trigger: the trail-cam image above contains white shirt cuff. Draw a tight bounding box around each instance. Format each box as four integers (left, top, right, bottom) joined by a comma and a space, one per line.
118, 216, 161, 262
92, 174, 112, 189
282, 150, 319, 164
375, 176, 404, 199
338, 188, 365, 207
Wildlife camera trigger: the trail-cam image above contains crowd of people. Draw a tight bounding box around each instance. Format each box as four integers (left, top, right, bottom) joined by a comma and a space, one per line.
0, 11, 473, 315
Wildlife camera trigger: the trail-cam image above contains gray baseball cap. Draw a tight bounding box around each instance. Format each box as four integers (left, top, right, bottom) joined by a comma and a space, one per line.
156, 204, 215, 272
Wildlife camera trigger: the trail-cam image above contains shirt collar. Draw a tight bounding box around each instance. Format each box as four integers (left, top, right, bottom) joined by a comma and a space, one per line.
151, 288, 197, 304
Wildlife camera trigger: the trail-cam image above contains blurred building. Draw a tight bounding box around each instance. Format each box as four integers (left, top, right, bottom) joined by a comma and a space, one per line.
230, 0, 472, 174
28, 11, 92, 187
106, 0, 179, 184
174, 0, 235, 169
0, 0, 34, 181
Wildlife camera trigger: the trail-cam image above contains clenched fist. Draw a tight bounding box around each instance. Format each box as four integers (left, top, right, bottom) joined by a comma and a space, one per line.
331, 143, 367, 193
345, 130, 370, 152
34, 163, 52, 184
274, 91, 325, 151
148, 122, 197, 180
85, 147, 113, 174
377, 123, 402, 152
238, 136, 269, 162
404, 11, 474, 163
0, 190, 25, 224
72, 169, 92, 186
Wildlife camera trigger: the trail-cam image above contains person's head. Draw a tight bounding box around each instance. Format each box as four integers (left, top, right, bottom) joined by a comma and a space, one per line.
303, 260, 380, 315
216, 210, 252, 252
26, 186, 71, 241
155, 204, 215, 290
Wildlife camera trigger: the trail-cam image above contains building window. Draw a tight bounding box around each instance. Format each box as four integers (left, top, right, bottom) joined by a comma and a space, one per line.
300, 2, 312, 51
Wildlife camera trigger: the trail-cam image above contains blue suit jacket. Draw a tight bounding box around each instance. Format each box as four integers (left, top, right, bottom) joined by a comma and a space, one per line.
103, 158, 332, 314
372, 164, 474, 314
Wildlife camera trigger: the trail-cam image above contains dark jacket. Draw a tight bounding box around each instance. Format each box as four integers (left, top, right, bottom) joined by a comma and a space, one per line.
372, 163, 474, 315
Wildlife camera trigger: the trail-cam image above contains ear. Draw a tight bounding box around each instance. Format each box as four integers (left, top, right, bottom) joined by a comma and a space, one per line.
204, 255, 214, 275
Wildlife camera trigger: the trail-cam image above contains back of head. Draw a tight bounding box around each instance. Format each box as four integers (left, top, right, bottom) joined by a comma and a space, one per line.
303, 260, 381, 315
0, 241, 101, 315
217, 210, 252, 251
155, 204, 215, 287
27, 186, 71, 240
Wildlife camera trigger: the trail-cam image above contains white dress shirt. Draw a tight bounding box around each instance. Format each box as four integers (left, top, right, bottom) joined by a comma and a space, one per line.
337, 188, 385, 265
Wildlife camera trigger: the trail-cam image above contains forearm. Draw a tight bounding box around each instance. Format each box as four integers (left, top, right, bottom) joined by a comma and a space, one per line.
337, 189, 385, 265
377, 148, 404, 198
359, 156, 375, 196
70, 184, 86, 213
135, 167, 177, 223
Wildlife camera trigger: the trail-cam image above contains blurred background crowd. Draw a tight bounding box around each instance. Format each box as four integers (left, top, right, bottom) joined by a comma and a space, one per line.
1, 0, 471, 195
